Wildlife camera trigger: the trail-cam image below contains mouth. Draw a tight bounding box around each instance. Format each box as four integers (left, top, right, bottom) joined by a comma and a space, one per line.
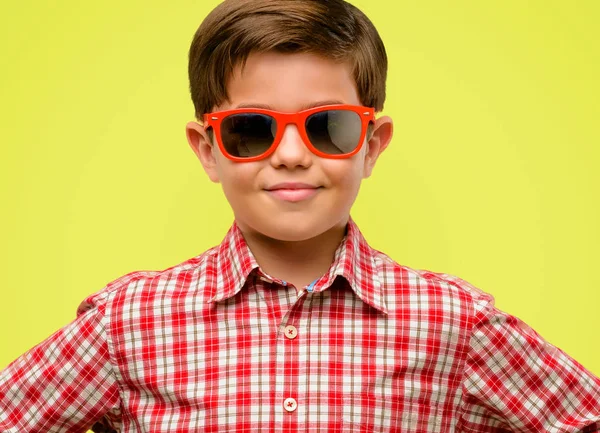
264, 187, 323, 202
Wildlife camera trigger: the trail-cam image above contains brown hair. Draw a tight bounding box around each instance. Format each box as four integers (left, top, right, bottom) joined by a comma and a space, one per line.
188, 0, 388, 120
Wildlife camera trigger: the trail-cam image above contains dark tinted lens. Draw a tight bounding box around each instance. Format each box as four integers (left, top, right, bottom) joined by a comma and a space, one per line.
305, 110, 362, 155
220, 113, 277, 158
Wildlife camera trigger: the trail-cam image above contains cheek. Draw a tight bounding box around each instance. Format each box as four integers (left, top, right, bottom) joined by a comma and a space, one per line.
324, 160, 364, 190
217, 161, 259, 195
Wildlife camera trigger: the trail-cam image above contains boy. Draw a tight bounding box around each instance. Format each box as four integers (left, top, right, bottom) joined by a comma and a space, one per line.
1, 0, 599, 431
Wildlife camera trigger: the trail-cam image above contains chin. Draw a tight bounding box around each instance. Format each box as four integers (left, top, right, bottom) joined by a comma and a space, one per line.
250, 216, 333, 242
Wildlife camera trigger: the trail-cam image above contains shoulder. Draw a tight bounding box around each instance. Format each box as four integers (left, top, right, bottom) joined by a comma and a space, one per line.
370, 247, 495, 316
76, 245, 221, 317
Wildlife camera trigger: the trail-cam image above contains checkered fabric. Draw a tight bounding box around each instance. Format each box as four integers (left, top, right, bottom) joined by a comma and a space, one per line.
1, 216, 599, 432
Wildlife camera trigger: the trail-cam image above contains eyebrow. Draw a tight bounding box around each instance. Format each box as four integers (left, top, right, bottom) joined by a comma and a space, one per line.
234, 100, 346, 111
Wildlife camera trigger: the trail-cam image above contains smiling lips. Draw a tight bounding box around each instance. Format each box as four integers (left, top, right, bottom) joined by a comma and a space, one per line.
265, 182, 322, 202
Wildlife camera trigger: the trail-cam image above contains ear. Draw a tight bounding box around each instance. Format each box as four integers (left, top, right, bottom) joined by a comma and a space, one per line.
185, 121, 220, 183
363, 115, 393, 179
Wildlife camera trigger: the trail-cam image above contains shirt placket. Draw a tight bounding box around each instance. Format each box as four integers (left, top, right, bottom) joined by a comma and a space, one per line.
275, 287, 312, 433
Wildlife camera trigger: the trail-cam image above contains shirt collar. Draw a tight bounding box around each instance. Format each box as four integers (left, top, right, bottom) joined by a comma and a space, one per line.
207, 215, 386, 314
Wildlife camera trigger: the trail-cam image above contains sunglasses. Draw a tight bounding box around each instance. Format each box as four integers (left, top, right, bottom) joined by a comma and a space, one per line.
202, 104, 375, 162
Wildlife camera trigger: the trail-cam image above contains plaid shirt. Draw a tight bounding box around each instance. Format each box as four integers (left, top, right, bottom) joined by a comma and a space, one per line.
1, 216, 599, 433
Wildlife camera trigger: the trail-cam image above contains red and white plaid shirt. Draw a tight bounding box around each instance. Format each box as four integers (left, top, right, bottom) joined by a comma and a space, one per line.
1, 216, 599, 432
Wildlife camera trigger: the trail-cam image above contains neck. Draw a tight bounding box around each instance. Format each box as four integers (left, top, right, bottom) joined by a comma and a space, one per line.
237, 218, 349, 289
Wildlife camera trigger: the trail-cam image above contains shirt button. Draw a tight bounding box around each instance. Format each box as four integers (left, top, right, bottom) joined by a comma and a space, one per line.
284, 325, 298, 339
283, 397, 297, 412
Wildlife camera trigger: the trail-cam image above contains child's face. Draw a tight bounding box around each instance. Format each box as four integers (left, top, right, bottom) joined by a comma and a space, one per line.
186, 51, 393, 242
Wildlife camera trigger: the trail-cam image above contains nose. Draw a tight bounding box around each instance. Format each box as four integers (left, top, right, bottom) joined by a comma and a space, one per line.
269, 123, 313, 168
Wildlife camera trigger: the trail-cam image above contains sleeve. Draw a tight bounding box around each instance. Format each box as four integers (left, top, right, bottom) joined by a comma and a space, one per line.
458, 298, 600, 433
0, 300, 121, 433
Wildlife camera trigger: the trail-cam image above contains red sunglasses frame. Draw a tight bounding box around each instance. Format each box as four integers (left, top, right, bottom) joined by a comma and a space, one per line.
202, 104, 375, 162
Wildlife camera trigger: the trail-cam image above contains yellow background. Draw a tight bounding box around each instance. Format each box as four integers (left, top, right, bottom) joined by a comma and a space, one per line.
1, 0, 598, 420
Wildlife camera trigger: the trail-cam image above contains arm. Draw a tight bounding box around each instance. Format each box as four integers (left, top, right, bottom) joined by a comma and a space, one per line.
458, 299, 600, 432
0, 303, 121, 433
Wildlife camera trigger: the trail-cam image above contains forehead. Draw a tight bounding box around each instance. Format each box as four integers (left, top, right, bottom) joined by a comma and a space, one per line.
221, 51, 361, 112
